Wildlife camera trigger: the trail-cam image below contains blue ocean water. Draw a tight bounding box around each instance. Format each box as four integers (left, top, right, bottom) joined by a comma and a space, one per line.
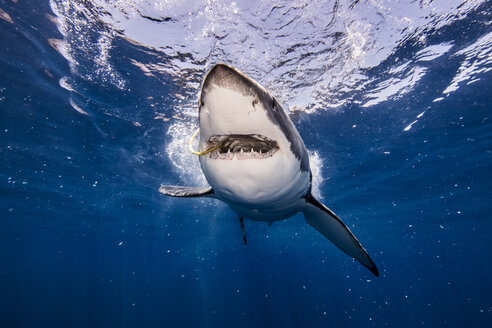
1, 0, 491, 327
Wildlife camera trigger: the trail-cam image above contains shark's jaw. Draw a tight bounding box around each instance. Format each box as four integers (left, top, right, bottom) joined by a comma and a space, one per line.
206, 134, 279, 160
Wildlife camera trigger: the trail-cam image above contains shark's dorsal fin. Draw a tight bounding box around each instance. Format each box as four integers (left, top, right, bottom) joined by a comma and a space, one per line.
159, 185, 214, 198
302, 193, 379, 277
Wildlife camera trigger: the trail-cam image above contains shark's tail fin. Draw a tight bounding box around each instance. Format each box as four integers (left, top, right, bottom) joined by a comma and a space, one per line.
302, 194, 379, 277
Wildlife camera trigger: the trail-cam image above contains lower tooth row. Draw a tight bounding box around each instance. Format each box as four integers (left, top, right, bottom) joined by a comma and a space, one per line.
213, 148, 275, 159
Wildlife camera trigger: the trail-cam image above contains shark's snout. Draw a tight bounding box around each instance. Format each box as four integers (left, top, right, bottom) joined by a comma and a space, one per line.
200, 63, 271, 110
202, 64, 239, 89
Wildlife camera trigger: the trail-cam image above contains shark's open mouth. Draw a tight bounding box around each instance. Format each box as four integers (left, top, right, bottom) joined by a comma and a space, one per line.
207, 134, 279, 160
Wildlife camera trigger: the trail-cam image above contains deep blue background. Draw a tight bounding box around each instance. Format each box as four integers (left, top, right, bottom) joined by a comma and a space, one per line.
1, 0, 491, 327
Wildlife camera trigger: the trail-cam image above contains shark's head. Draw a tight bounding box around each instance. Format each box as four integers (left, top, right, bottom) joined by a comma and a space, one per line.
198, 63, 309, 170
197, 64, 310, 213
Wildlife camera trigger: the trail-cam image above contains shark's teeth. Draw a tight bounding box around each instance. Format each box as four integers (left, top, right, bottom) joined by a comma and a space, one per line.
209, 149, 276, 160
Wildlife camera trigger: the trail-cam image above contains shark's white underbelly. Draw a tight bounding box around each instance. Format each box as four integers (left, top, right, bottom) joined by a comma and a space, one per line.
200, 152, 310, 221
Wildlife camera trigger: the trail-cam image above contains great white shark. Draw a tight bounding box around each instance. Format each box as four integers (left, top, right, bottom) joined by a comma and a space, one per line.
160, 63, 379, 276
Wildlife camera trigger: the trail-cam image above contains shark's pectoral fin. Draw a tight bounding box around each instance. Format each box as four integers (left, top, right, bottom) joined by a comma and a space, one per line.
159, 185, 214, 198
302, 194, 379, 277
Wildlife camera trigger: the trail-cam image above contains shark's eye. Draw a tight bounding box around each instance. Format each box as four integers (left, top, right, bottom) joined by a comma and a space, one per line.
252, 98, 259, 106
